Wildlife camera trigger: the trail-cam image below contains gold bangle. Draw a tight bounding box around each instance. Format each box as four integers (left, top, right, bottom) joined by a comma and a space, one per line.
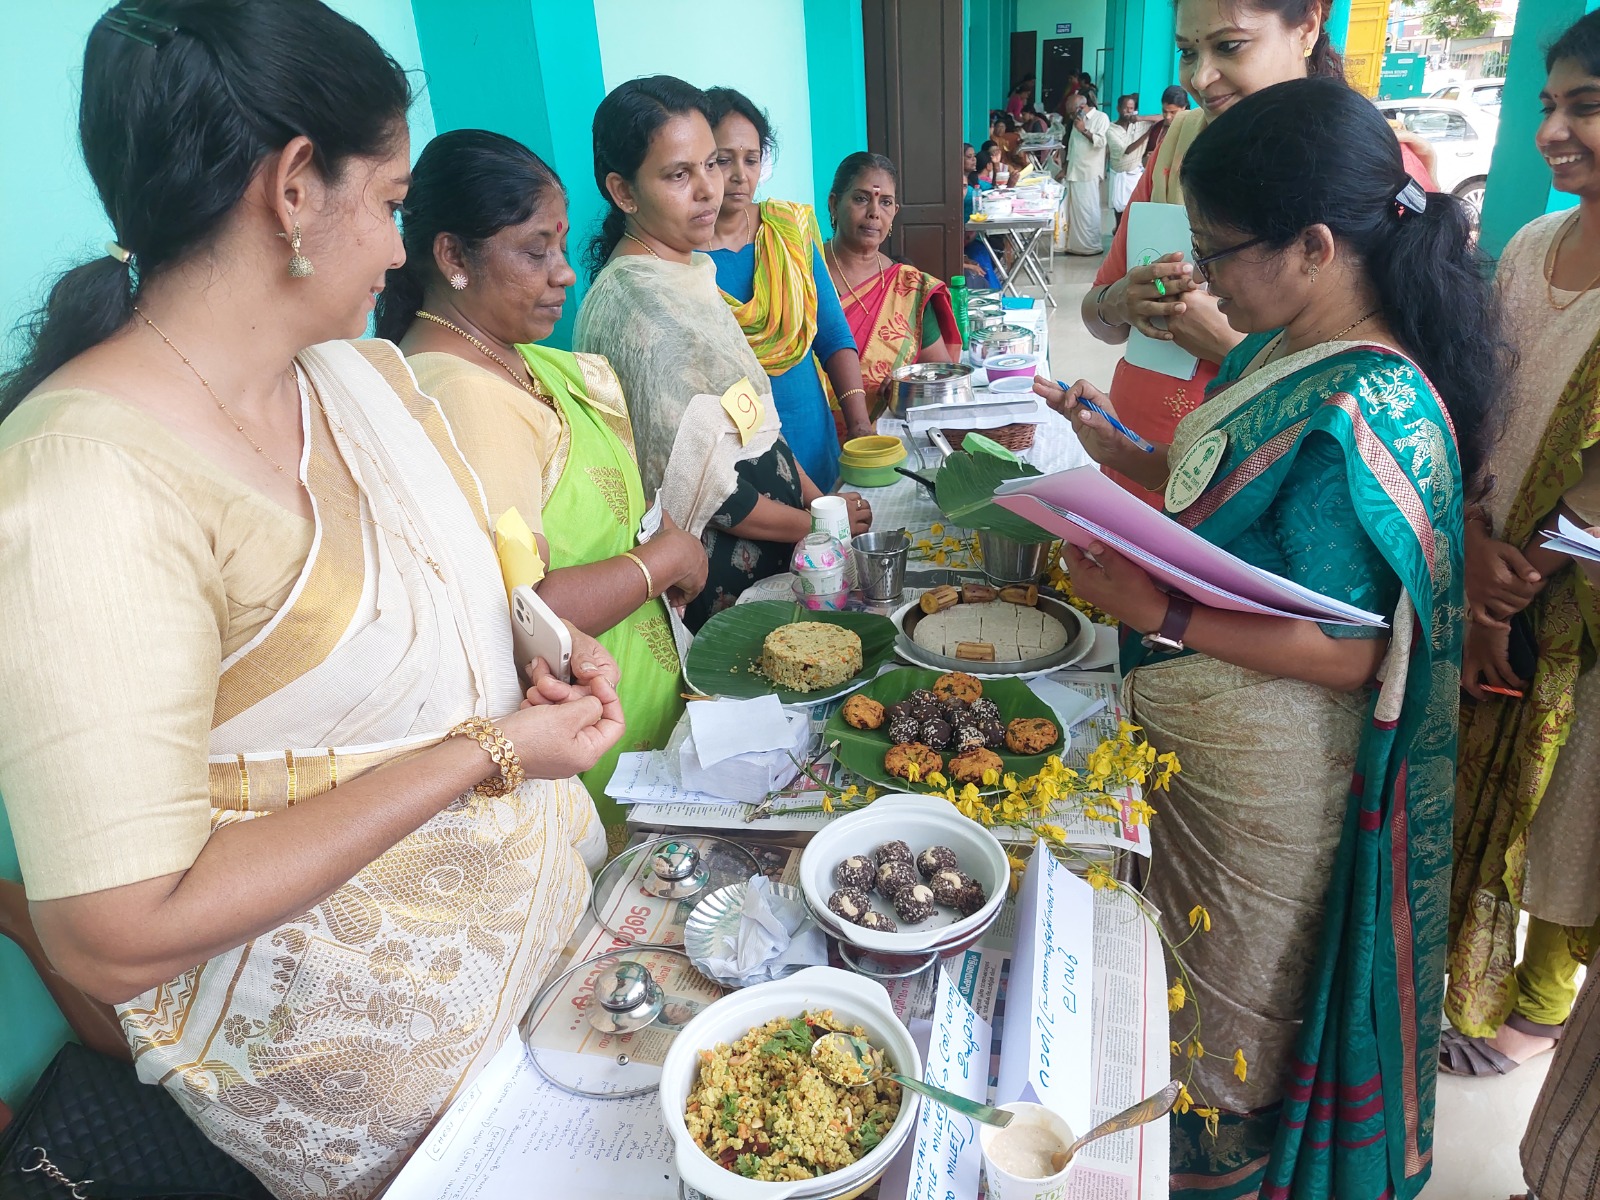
622, 550, 655, 600
447, 716, 525, 799
839, 387, 867, 401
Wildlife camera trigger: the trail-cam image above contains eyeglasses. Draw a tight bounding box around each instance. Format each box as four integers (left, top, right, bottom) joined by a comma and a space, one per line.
1190, 235, 1270, 284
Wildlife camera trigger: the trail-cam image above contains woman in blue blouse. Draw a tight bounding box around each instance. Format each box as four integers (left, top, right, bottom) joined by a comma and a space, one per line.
704, 87, 868, 489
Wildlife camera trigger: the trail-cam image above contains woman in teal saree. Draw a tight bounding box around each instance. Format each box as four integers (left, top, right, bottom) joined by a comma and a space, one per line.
1036, 79, 1507, 1199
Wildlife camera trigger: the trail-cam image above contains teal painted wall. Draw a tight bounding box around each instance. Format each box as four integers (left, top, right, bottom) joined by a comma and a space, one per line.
967, 0, 1017, 144
1480, 0, 1598, 258
1015, 0, 1109, 97
1105, 0, 1177, 114
594, 0, 817, 222
805, 0, 869, 222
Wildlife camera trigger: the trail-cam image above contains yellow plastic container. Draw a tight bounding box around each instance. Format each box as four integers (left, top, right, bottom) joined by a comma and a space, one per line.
840, 435, 907, 466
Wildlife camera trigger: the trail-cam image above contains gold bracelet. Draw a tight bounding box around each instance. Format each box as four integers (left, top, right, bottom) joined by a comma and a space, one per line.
839, 387, 867, 401
622, 550, 655, 600
447, 716, 526, 799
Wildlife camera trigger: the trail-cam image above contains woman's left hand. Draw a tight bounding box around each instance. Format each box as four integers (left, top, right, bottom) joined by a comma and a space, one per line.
840, 491, 873, 535
1062, 541, 1168, 632
1163, 287, 1244, 365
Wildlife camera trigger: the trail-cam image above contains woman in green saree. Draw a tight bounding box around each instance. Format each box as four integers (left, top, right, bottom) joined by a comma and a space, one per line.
1036, 79, 1507, 1199
377, 130, 708, 827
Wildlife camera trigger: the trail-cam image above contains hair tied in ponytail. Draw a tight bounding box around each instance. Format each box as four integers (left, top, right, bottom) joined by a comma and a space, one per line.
1395, 179, 1428, 218
104, 241, 141, 293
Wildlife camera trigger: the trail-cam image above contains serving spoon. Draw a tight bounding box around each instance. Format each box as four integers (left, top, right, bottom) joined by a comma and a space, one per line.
1047, 1079, 1185, 1171
810, 1031, 1014, 1128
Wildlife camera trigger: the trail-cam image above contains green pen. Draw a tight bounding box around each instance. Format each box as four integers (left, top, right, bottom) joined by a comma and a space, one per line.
1140, 252, 1168, 297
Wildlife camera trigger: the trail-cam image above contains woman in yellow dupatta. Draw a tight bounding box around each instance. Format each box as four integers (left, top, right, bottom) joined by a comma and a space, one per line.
823, 152, 960, 420
379, 130, 707, 829
1443, 14, 1600, 1076
704, 88, 870, 489
0, 7, 621, 1197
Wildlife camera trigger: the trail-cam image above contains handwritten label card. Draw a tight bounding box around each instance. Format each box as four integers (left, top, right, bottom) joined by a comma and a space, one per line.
995, 840, 1094, 1136
720, 377, 764, 446
881, 967, 990, 1200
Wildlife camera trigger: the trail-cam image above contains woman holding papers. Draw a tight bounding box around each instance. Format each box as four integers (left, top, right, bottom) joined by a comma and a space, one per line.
1079, 0, 1437, 506
378, 130, 702, 818
1040, 78, 1505, 1199
0, 5, 620, 1194
1445, 11, 1600, 1085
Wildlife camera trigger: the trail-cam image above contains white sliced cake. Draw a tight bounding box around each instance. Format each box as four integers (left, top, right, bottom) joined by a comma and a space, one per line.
913, 600, 1068, 663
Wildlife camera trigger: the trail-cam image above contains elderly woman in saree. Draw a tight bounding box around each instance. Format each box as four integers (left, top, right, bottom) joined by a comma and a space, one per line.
703, 87, 870, 488
575, 76, 871, 630
823, 152, 960, 422
377, 129, 707, 828
0, 4, 621, 1197
1444, 10, 1600, 1080
1036, 78, 1507, 1199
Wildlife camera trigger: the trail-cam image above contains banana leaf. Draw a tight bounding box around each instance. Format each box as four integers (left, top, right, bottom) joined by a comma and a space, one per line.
823, 667, 1065, 793
933, 448, 1053, 544
683, 600, 899, 703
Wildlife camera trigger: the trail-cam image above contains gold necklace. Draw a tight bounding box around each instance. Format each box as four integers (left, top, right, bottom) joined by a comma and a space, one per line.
1545, 212, 1600, 311
621, 230, 662, 259
413, 311, 556, 413
312, 398, 445, 583
1265, 310, 1380, 364
714, 206, 755, 252
135, 305, 294, 475
825, 241, 889, 313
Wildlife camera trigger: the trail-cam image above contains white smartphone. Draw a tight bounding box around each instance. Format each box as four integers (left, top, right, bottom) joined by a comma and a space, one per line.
511, 585, 572, 684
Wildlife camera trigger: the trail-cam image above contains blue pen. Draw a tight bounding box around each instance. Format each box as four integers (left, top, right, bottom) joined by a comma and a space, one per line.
1055, 380, 1158, 454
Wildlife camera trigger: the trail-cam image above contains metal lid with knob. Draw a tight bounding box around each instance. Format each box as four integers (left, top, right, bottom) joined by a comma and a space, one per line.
587, 961, 665, 1034
589, 835, 761, 948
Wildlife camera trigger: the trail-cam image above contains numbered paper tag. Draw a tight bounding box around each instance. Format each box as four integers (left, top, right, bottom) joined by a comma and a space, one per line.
720, 377, 764, 446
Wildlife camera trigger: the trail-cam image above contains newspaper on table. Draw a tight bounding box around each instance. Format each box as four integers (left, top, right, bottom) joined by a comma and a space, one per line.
386, 844, 1170, 1200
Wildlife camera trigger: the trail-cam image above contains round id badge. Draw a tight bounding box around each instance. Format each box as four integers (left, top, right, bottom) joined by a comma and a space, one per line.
1165, 429, 1228, 513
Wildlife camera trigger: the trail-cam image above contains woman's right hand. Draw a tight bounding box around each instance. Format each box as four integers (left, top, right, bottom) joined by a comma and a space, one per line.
1461, 622, 1524, 702
1034, 377, 1132, 468
502, 674, 626, 780
1103, 252, 1199, 340
649, 511, 709, 606
1464, 525, 1541, 628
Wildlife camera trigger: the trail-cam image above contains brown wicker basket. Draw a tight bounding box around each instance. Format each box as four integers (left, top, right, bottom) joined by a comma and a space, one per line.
943, 423, 1037, 452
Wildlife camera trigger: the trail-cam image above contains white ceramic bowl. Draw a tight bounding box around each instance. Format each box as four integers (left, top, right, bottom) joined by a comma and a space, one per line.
660, 966, 922, 1200
799, 795, 1008, 954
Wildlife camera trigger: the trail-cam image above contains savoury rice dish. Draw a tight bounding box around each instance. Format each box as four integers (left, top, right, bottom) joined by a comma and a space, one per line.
684, 1010, 903, 1181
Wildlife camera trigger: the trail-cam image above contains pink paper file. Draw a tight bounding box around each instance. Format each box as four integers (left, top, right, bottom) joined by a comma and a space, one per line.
994, 466, 1387, 627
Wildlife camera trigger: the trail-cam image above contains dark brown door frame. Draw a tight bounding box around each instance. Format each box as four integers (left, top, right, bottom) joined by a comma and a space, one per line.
860, 0, 965, 280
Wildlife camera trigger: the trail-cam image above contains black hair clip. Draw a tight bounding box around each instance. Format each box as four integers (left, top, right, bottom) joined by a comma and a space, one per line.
101, 5, 181, 49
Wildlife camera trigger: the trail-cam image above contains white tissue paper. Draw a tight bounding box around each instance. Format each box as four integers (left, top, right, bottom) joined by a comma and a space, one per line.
700, 875, 827, 986
1026, 676, 1107, 731
679, 696, 812, 800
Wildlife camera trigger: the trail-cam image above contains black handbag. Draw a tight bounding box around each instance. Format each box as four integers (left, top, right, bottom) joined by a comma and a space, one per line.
0, 1041, 273, 1200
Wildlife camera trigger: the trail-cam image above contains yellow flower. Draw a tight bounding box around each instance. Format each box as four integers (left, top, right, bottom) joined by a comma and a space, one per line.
1169, 1040, 1181, 1057
1037, 823, 1069, 844
865, 786, 878, 801
1188, 905, 1212, 933
933, 550, 948, 565
841, 784, 860, 802
905, 762, 921, 784
1232, 1049, 1248, 1082
1167, 982, 1187, 1012
1085, 862, 1115, 891
1194, 1105, 1221, 1136
1003, 772, 1020, 792
925, 771, 948, 789
930, 522, 945, 536
1174, 1083, 1194, 1115
981, 767, 1000, 787
1187, 1039, 1204, 1059
959, 782, 981, 804
821, 793, 834, 813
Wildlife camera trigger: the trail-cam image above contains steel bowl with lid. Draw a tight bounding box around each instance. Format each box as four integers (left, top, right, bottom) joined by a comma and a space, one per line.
969, 323, 1036, 366
885, 362, 974, 417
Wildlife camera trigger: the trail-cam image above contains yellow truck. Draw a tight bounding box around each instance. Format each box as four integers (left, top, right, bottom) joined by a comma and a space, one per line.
1343, 0, 1393, 97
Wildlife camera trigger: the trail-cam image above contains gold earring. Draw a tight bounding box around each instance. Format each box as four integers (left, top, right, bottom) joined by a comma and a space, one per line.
1308, 264, 1320, 284
283, 221, 314, 278
1304, 45, 1314, 58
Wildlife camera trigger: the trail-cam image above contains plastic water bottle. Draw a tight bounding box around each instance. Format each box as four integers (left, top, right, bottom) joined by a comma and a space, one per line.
950, 273, 970, 350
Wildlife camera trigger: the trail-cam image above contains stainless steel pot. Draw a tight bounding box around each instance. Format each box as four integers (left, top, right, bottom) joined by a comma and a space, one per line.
887, 361, 974, 416
966, 287, 1002, 306
969, 323, 1035, 366
968, 306, 1005, 332
976, 529, 1050, 584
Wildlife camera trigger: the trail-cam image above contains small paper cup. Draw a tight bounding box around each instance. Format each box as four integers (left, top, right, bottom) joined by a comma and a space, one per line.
979, 1102, 1077, 1200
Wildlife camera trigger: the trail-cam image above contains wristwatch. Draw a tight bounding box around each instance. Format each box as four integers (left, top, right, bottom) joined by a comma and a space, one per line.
1141, 594, 1195, 652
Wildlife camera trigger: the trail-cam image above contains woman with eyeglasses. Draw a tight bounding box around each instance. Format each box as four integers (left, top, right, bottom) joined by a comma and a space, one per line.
823, 152, 960, 422
1076, 0, 1437, 507
1039, 77, 1506, 1199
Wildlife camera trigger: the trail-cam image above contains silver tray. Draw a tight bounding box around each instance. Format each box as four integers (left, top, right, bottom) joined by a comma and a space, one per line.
684, 881, 811, 989
890, 591, 1094, 675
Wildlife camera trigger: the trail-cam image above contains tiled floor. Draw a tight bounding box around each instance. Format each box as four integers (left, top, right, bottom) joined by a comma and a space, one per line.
1027, 232, 1554, 1199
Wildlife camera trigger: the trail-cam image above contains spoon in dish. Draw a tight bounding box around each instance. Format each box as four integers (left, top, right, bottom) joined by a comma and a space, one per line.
1046, 1079, 1185, 1172
810, 1031, 1014, 1128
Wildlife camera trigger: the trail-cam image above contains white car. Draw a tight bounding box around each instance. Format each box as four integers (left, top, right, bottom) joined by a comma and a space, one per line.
1429, 78, 1504, 113
1375, 97, 1498, 230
